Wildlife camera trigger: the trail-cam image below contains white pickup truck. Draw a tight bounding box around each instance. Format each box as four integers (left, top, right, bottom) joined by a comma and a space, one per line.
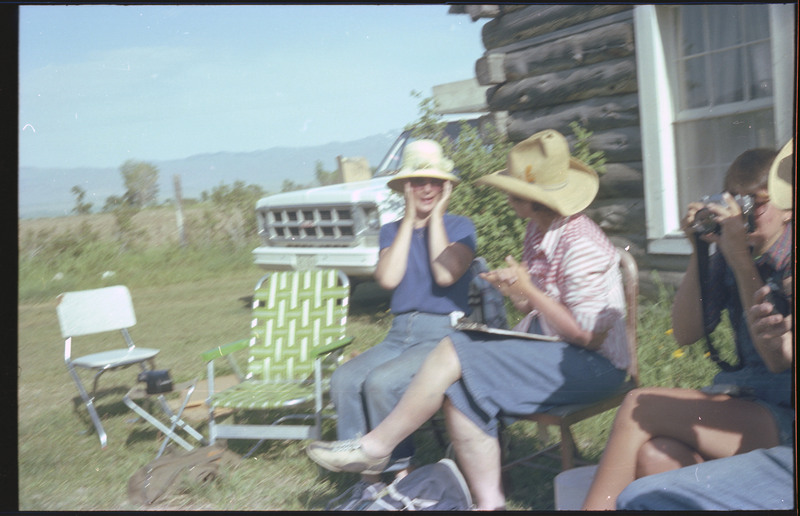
252, 130, 414, 281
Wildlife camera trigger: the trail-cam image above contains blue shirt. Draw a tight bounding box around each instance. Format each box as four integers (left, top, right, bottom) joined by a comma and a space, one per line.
379, 214, 476, 315
705, 223, 793, 408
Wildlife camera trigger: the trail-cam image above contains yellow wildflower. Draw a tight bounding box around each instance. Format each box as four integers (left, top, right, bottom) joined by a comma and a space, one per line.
665, 328, 674, 335
672, 348, 685, 358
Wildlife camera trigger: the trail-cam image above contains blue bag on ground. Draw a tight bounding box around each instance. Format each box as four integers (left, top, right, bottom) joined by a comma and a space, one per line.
355, 458, 473, 511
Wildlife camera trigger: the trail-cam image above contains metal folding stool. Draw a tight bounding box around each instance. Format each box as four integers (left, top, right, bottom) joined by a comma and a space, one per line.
123, 379, 207, 458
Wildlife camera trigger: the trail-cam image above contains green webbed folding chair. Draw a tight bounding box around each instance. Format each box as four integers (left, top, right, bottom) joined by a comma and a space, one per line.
201, 269, 353, 455
56, 285, 160, 448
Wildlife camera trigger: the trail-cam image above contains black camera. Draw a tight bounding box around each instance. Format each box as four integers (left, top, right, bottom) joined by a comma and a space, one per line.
764, 277, 790, 317
692, 193, 756, 235
138, 369, 173, 394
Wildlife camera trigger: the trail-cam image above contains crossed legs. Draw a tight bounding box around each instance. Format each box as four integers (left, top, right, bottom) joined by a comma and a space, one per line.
582, 386, 782, 510
318, 336, 508, 510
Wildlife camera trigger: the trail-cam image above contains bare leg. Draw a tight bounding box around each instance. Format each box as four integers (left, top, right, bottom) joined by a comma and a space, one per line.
636, 437, 704, 477
582, 387, 781, 510
359, 337, 462, 458
444, 398, 505, 510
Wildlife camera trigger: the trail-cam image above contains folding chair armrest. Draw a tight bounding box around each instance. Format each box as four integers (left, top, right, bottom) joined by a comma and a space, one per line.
200, 338, 249, 362
312, 336, 355, 358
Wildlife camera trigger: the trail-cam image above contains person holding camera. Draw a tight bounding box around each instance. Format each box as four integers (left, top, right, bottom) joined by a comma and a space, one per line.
583, 146, 793, 510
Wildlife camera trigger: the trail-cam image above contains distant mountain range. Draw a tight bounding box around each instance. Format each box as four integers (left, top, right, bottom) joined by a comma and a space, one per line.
18, 130, 400, 219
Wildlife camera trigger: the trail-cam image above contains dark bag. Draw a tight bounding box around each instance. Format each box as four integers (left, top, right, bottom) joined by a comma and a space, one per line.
138, 369, 173, 394
467, 257, 508, 329
127, 441, 238, 505
356, 458, 473, 511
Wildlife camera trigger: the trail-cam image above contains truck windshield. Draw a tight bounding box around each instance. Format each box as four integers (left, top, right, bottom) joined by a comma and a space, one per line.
372, 120, 479, 179
373, 130, 412, 178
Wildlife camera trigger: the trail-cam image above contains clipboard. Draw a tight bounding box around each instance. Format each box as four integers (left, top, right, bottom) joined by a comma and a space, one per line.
453, 318, 559, 342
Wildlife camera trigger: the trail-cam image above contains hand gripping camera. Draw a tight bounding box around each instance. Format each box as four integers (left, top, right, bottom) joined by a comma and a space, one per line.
692, 193, 756, 235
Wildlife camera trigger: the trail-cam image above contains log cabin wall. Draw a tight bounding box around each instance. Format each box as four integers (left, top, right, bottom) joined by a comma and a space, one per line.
452, 5, 685, 287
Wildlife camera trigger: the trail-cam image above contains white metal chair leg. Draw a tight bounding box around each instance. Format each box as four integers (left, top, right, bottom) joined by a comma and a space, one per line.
68, 365, 108, 448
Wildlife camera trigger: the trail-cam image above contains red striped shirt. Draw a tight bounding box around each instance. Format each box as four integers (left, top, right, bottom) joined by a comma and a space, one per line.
518, 214, 629, 370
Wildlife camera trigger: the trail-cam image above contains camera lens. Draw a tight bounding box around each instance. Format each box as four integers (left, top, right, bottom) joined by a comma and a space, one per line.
692, 207, 719, 235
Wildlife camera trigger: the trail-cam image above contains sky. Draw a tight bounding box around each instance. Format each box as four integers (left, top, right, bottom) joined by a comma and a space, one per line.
18, 4, 488, 169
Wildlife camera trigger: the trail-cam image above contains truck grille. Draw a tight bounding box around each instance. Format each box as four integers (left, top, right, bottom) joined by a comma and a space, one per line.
261, 205, 359, 246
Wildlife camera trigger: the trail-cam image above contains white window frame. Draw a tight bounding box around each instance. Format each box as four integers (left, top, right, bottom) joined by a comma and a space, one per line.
634, 4, 795, 256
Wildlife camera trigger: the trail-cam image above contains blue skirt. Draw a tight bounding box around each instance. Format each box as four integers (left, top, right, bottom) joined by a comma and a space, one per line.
445, 330, 626, 438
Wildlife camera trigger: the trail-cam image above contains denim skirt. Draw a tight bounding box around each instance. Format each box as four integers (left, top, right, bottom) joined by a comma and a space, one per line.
445, 330, 627, 438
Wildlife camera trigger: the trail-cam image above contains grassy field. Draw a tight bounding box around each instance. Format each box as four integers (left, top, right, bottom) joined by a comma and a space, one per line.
16, 208, 733, 510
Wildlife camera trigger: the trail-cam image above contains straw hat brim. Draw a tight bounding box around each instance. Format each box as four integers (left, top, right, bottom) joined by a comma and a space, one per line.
386, 169, 460, 193
768, 139, 793, 210
477, 157, 599, 216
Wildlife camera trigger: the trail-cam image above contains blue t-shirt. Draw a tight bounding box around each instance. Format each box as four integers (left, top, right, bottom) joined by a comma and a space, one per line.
379, 214, 477, 315
704, 223, 793, 409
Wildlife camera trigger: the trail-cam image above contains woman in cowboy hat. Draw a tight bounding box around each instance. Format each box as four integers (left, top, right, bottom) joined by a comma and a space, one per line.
325, 139, 477, 509
308, 130, 629, 510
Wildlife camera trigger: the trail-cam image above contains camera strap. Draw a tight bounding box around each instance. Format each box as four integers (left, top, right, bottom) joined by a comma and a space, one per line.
695, 236, 743, 372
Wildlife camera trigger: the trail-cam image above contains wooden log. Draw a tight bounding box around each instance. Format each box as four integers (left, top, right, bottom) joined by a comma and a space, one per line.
586, 126, 642, 164
506, 93, 640, 138
448, 4, 501, 21
585, 196, 646, 236
478, 111, 509, 139
486, 57, 637, 112
482, 4, 631, 50
477, 21, 635, 84
481, 9, 634, 59
597, 162, 644, 199
476, 53, 507, 86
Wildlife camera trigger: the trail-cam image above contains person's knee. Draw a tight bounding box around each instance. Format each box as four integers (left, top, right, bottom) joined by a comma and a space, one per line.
637, 437, 703, 477
636, 438, 673, 477
430, 336, 459, 369
362, 367, 406, 403
330, 360, 363, 394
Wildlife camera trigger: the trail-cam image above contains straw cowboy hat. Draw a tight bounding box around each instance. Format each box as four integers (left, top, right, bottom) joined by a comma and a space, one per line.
386, 139, 459, 193
768, 139, 793, 210
477, 129, 598, 216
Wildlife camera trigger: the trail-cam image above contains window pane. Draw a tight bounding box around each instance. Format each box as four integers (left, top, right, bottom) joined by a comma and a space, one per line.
682, 56, 709, 109
675, 109, 775, 211
680, 5, 706, 56
708, 5, 742, 50
742, 4, 770, 42
748, 41, 773, 99
676, 4, 772, 110
716, 109, 775, 152
711, 48, 744, 104
676, 119, 727, 209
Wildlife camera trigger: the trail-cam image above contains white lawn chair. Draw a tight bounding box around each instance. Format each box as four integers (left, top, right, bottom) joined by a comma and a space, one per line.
56, 285, 159, 448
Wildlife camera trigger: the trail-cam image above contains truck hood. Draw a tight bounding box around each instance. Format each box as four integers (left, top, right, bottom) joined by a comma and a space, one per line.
256, 177, 395, 208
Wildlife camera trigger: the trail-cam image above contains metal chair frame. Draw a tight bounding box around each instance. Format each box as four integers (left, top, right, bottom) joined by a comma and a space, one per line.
57, 285, 160, 448
201, 269, 353, 455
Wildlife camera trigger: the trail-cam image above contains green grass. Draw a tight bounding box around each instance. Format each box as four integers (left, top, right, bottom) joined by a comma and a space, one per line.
16, 232, 731, 510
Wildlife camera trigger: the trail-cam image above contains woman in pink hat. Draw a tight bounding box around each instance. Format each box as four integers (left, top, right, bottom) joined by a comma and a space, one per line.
308, 130, 629, 510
